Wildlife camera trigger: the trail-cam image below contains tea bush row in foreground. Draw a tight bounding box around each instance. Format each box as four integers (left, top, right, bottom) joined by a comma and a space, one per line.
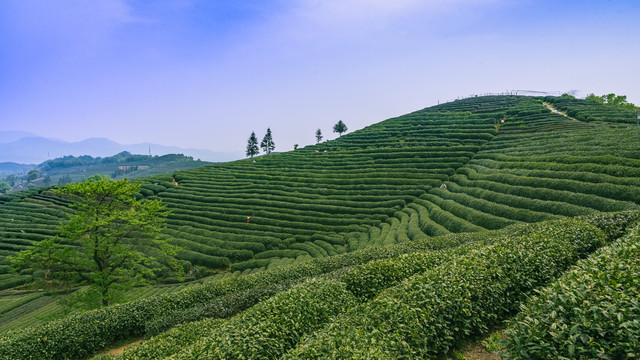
505, 222, 640, 358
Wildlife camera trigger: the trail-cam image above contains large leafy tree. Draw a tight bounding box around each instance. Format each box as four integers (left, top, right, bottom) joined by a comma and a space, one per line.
261, 127, 275, 155
10, 178, 182, 307
333, 120, 348, 136
246, 131, 259, 158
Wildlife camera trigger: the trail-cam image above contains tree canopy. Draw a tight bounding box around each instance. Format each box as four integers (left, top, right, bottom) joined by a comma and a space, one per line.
0, 181, 10, 194
333, 120, 348, 136
10, 178, 182, 307
586, 93, 638, 110
315, 128, 323, 143
261, 128, 275, 155
246, 131, 259, 158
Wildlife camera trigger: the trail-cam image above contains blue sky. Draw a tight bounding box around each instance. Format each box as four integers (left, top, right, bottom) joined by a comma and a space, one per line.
1, 0, 639, 158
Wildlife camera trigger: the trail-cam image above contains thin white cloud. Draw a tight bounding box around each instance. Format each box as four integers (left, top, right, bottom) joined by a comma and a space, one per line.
2, 0, 137, 57
294, 0, 506, 26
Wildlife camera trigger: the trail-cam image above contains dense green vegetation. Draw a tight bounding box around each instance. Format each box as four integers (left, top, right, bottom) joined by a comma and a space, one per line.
505, 222, 640, 359
2, 152, 210, 191
1, 95, 639, 358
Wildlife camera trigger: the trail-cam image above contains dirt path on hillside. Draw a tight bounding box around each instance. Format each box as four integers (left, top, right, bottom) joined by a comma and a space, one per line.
97, 338, 143, 356
543, 102, 580, 122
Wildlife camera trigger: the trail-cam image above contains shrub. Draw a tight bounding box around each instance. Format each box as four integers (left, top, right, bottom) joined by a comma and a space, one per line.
143, 282, 292, 337
504, 222, 640, 359
283, 220, 606, 359
172, 278, 357, 359
0, 214, 632, 360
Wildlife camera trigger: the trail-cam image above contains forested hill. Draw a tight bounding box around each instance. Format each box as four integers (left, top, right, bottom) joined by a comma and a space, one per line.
2, 94, 640, 359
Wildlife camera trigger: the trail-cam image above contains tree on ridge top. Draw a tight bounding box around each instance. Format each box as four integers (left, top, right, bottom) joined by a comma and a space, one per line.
261, 128, 275, 155
246, 131, 259, 158
333, 120, 347, 136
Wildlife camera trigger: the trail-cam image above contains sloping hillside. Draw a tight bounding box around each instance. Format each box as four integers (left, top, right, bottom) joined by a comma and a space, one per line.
1, 95, 640, 357
2, 95, 640, 281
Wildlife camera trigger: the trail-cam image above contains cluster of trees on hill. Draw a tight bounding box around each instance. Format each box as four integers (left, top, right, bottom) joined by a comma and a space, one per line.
246, 128, 275, 158
40, 152, 197, 172
585, 93, 639, 110
0, 152, 207, 194
246, 121, 349, 158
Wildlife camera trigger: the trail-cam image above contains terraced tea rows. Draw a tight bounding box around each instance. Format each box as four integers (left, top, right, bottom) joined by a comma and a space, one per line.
2, 94, 640, 336
357, 97, 640, 245
0, 190, 73, 290
144, 100, 515, 272
3, 212, 634, 360
2, 95, 640, 358
3, 96, 639, 281
546, 95, 638, 124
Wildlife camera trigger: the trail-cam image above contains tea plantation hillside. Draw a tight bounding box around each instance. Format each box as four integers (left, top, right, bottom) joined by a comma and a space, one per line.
2, 95, 640, 353
2, 212, 639, 359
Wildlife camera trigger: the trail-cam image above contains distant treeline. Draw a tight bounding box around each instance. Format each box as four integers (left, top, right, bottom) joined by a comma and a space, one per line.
39, 152, 199, 172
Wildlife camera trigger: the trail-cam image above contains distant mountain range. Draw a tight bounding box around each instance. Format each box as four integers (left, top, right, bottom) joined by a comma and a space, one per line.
0, 132, 242, 164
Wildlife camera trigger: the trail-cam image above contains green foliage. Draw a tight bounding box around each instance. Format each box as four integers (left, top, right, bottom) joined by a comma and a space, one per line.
586, 92, 637, 110
482, 332, 503, 353
283, 220, 605, 359
143, 282, 292, 337
246, 131, 259, 157
103, 318, 225, 360
0, 181, 10, 194
0, 226, 497, 360
173, 278, 357, 359
4, 95, 640, 358
333, 120, 348, 136
504, 222, 640, 359
8, 178, 183, 307
27, 169, 40, 181
260, 127, 275, 155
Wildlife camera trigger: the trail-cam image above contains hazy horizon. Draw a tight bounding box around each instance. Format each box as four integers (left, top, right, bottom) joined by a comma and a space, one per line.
2, 0, 639, 155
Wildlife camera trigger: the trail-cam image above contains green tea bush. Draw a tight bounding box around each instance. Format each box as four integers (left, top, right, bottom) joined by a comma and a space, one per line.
577, 210, 640, 242
504, 222, 640, 359
315, 240, 341, 256
143, 282, 292, 337
229, 258, 271, 272
1, 214, 633, 360
414, 198, 484, 233
430, 186, 559, 223
99, 319, 224, 360
421, 193, 516, 230
176, 250, 230, 269
448, 177, 594, 217
341, 242, 482, 299
461, 167, 640, 203
170, 238, 253, 262
254, 249, 308, 259
454, 171, 637, 212
0, 274, 32, 291
171, 278, 357, 359
283, 220, 605, 359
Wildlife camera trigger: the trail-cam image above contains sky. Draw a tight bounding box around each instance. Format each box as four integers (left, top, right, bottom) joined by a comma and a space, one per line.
1, 0, 639, 159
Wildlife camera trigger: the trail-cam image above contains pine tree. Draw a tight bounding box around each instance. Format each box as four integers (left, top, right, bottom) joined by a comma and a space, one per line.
315, 128, 323, 143
246, 131, 259, 158
261, 128, 275, 155
333, 120, 348, 136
